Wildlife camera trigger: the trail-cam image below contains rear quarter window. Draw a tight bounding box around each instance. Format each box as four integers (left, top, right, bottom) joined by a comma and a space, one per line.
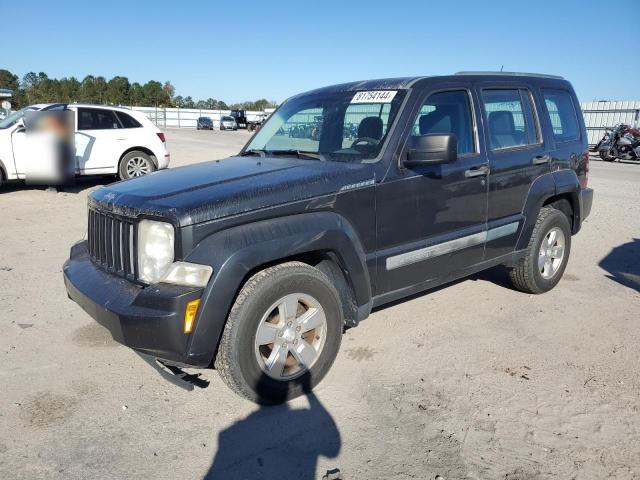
115, 111, 142, 128
542, 89, 580, 142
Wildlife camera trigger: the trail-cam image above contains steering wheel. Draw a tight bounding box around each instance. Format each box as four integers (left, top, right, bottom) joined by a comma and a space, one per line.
350, 137, 379, 149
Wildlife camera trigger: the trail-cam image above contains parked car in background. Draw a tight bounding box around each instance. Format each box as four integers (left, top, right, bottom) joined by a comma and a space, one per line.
220, 116, 238, 131
0, 103, 169, 187
196, 116, 214, 130
63, 72, 592, 404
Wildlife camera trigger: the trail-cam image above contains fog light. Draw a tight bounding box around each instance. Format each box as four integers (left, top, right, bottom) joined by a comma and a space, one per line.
184, 299, 200, 334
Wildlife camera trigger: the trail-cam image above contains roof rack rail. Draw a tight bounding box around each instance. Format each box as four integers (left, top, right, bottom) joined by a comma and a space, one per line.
455, 71, 564, 80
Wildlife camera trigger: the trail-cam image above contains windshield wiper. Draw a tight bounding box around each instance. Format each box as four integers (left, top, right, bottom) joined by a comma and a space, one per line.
267, 149, 325, 161
240, 149, 266, 157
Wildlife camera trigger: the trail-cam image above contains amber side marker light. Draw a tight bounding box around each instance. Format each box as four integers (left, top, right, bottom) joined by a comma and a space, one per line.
184, 299, 201, 334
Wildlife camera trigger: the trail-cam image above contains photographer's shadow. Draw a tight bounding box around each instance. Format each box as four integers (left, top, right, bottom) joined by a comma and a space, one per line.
599, 238, 640, 292
204, 374, 341, 480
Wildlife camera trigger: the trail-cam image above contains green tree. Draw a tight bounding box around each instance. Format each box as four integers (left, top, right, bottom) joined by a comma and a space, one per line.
0, 69, 19, 90
58, 77, 81, 103
105, 76, 130, 105
142, 80, 169, 106
173, 95, 185, 108
129, 82, 144, 106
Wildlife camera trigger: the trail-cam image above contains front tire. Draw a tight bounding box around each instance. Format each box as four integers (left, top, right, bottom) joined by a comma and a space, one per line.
600, 151, 615, 161
508, 207, 571, 294
215, 262, 343, 404
118, 151, 156, 180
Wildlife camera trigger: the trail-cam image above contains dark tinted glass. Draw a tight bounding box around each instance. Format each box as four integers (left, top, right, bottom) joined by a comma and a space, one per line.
116, 111, 142, 128
78, 108, 120, 130
411, 90, 475, 155
542, 89, 580, 142
482, 89, 539, 150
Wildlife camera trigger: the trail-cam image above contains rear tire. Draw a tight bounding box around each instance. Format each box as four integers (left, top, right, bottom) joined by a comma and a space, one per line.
508, 207, 571, 294
215, 261, 343, 404
118, 151, 156, 180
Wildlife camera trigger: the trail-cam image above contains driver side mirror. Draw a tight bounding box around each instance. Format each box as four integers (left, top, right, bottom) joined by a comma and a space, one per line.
14, 118, 26, 133
404, 133, 457, 167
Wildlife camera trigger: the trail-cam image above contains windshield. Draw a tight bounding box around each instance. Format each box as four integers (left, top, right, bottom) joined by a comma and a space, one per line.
222, 116, 234, 122
245, 89, 406, 162
0, 106, 39, 129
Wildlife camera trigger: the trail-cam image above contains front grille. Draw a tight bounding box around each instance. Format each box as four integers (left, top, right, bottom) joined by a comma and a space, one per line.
87, 208, 136, 279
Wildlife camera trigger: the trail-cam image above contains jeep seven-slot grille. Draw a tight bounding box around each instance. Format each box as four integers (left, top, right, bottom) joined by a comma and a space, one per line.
87, 209, 136, 279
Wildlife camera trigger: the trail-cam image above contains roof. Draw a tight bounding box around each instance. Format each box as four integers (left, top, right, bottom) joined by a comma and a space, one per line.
296, 72, 566, 98
455, 71, 564, 80
29, 102, 135, 112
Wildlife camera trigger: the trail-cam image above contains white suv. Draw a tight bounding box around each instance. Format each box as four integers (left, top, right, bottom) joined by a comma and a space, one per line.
0, 103, 170, 186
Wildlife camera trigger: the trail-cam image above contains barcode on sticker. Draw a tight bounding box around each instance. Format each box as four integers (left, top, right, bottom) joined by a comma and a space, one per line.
351, 90, 398, 104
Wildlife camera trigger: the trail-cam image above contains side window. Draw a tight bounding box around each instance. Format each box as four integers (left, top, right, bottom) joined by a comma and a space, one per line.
411, 90, 475, 155
115, 111, 142, 128
78, 108, 121, 130
542, 89, 580, 142
482, 89, 539, 150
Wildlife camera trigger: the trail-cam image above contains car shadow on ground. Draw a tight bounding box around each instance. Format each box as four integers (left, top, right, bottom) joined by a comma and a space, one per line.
599, 238, 640, 292
1, 175, 116, 194
203, 374, 341, 480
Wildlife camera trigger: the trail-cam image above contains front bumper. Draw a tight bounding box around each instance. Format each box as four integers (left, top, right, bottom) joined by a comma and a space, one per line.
63, 241, 205, 367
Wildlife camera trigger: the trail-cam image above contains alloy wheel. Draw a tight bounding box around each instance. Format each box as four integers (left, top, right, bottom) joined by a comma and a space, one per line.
254, 293, 327, 381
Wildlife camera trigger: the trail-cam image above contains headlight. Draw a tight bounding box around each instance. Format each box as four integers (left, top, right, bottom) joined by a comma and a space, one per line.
161, 262, 213, 288
138, 220, 175, 283
137, 220, 213, 287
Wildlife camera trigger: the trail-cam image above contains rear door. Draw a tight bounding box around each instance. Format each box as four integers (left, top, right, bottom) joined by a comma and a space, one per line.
479, 85, 550, 260
375, 85, 489, 297
539, 87, 586, 175
76, 107, 125, 173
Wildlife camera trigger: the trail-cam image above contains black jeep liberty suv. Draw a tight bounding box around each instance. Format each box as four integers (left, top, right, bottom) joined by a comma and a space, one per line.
64, 72, 593, 403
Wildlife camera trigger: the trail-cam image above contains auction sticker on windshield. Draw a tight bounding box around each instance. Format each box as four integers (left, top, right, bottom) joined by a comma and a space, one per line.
351, 90, 397, 103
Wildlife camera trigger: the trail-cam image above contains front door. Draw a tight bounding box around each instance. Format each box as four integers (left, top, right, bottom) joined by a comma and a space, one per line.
375, 88, 489, 297
75, 107, 124, 172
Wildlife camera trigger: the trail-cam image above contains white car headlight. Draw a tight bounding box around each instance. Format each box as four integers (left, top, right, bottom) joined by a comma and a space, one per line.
138, 220, 175, 283
137, 220, 213, 287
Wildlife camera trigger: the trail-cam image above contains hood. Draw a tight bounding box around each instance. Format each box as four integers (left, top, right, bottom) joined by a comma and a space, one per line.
89, 156, 373, 226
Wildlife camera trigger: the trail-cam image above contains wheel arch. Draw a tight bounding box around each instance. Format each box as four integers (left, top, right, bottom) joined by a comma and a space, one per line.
0, 158, 6, 182
119, 146, 158, 169
184, 212, 372, 366
516, 170, 582, 250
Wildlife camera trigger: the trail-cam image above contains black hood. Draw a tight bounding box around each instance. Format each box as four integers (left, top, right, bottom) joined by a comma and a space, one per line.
89, 156, 373, 226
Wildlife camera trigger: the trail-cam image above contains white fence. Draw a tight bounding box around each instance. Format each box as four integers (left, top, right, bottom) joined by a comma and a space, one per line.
580, 101, 640, 146
128, 106, 266, 129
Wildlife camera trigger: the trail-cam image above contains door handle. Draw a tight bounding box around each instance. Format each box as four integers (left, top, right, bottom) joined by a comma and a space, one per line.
465, 165, 490, 178
532, 154, 551, 165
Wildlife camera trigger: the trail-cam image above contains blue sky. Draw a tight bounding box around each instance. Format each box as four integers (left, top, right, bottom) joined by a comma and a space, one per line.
4, 0, 639, 103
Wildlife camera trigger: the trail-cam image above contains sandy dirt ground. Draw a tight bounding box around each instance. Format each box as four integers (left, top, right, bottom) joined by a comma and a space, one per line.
1, 128, 639, 480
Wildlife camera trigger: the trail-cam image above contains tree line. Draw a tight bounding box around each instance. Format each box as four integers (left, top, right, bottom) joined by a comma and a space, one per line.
0, 69, 277, 111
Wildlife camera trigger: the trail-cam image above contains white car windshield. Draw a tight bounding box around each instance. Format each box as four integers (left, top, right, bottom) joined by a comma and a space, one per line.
0, 106, 39, 129
244, 89, 406, 162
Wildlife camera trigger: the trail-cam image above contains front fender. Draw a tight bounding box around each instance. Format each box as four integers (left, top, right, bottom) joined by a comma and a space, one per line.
183, 212, 371, 366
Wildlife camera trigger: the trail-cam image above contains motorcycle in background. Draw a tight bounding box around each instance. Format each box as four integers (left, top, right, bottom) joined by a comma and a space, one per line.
594, 123, 640, 162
